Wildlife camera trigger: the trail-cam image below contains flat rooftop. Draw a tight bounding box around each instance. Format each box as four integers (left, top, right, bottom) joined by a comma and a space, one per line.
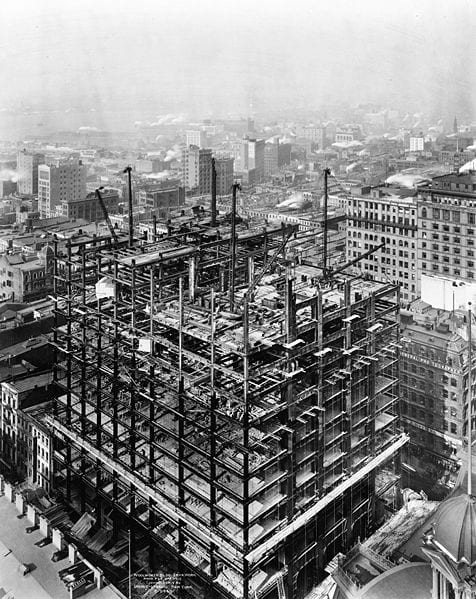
0, 493, 123, 599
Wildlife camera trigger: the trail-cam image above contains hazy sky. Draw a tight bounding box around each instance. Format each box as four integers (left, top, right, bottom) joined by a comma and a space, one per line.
0, 0, 475, 125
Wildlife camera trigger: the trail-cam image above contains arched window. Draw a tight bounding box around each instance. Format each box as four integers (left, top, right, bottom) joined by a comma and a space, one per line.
422, 207, 427, 218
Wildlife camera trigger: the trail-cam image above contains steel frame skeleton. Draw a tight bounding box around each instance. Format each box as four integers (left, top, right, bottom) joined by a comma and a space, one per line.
50, 223, 406, 599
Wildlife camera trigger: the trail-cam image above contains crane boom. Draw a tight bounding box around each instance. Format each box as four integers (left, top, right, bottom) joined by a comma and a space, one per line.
299, 241, 386, 279
239, 225, 297, 306
96, 188, 118, 244
330, 241, 385, 277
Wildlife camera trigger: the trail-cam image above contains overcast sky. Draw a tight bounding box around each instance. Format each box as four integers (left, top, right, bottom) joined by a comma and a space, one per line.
0, 0, 475, 125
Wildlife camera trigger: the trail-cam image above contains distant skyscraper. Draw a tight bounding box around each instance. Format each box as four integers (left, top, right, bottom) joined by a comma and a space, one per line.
214, 156, 234, 196
185, 130, 207, 148
240, 137, 265, 182
409, 137, 424, 152
264, 138, 280, 177
38, 159, 87, 218
181, 146, 212, 195
17, 150, 45, 195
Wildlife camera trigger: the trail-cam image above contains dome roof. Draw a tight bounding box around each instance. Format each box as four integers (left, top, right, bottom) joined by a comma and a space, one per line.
432, 493, 476, 565
359, 562, 432, 599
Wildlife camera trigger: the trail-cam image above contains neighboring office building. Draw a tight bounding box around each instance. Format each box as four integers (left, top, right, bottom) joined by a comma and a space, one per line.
214, 155, 234, 196
400, 302, 467, 496
17, 150, 45, 195
417, 171, 476, 296
38, 159, 87, 218
346, 186, 418, 303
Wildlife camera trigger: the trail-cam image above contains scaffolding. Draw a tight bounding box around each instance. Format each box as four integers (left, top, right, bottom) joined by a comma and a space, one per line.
49, 219, 407, 599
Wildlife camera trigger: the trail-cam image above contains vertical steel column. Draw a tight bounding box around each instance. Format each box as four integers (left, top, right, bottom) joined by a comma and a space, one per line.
229, 183, 239, 311
80, 249, 87, 437
129, 261, 137, 531
242, 295, 250, 599
209, 289, 218, 579
148, 265, 156, 565
124, 166, 134, 247
211, 157, 217, 227
323, 167, 330, 277
65, 241, 73, 503
177, 277, 185, 555
284, 266, 297, 596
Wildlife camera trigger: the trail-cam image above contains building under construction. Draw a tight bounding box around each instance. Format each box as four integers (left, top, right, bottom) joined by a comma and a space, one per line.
49, 213, 407, 599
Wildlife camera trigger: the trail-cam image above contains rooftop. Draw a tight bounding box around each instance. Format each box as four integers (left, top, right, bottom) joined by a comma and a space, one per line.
0, 493, 123, 599
3, 371, 52, 393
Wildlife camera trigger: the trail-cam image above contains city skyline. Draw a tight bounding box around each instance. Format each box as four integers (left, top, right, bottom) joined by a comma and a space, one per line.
0, 0, 475, 136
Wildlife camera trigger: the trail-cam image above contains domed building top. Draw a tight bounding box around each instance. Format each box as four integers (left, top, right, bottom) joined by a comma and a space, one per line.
358, 563, 432, 599
431, 493, 476, 565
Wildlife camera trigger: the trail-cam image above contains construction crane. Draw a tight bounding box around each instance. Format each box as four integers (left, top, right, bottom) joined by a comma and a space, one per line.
96, 187, 118, 244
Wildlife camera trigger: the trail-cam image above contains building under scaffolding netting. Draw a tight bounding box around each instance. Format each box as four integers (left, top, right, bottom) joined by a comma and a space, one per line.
48, 217, 407, 599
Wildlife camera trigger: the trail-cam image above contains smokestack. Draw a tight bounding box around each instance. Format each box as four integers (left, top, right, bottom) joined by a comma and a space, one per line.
211, 157, 217, 227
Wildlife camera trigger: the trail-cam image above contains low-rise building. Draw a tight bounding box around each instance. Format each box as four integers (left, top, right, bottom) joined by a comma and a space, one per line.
0, 372, 54, 482
23, 406, 53, 491
60, 189, 120, 222
0, 246, 54, 302
137, 182, 185, 219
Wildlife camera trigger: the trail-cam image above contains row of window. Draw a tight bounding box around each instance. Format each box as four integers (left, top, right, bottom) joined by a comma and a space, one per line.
421, 263, 473, 277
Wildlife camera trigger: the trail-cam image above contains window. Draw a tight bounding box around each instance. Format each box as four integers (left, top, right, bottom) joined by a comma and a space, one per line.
433, 208, 440, 219
451, 423, 457, 434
